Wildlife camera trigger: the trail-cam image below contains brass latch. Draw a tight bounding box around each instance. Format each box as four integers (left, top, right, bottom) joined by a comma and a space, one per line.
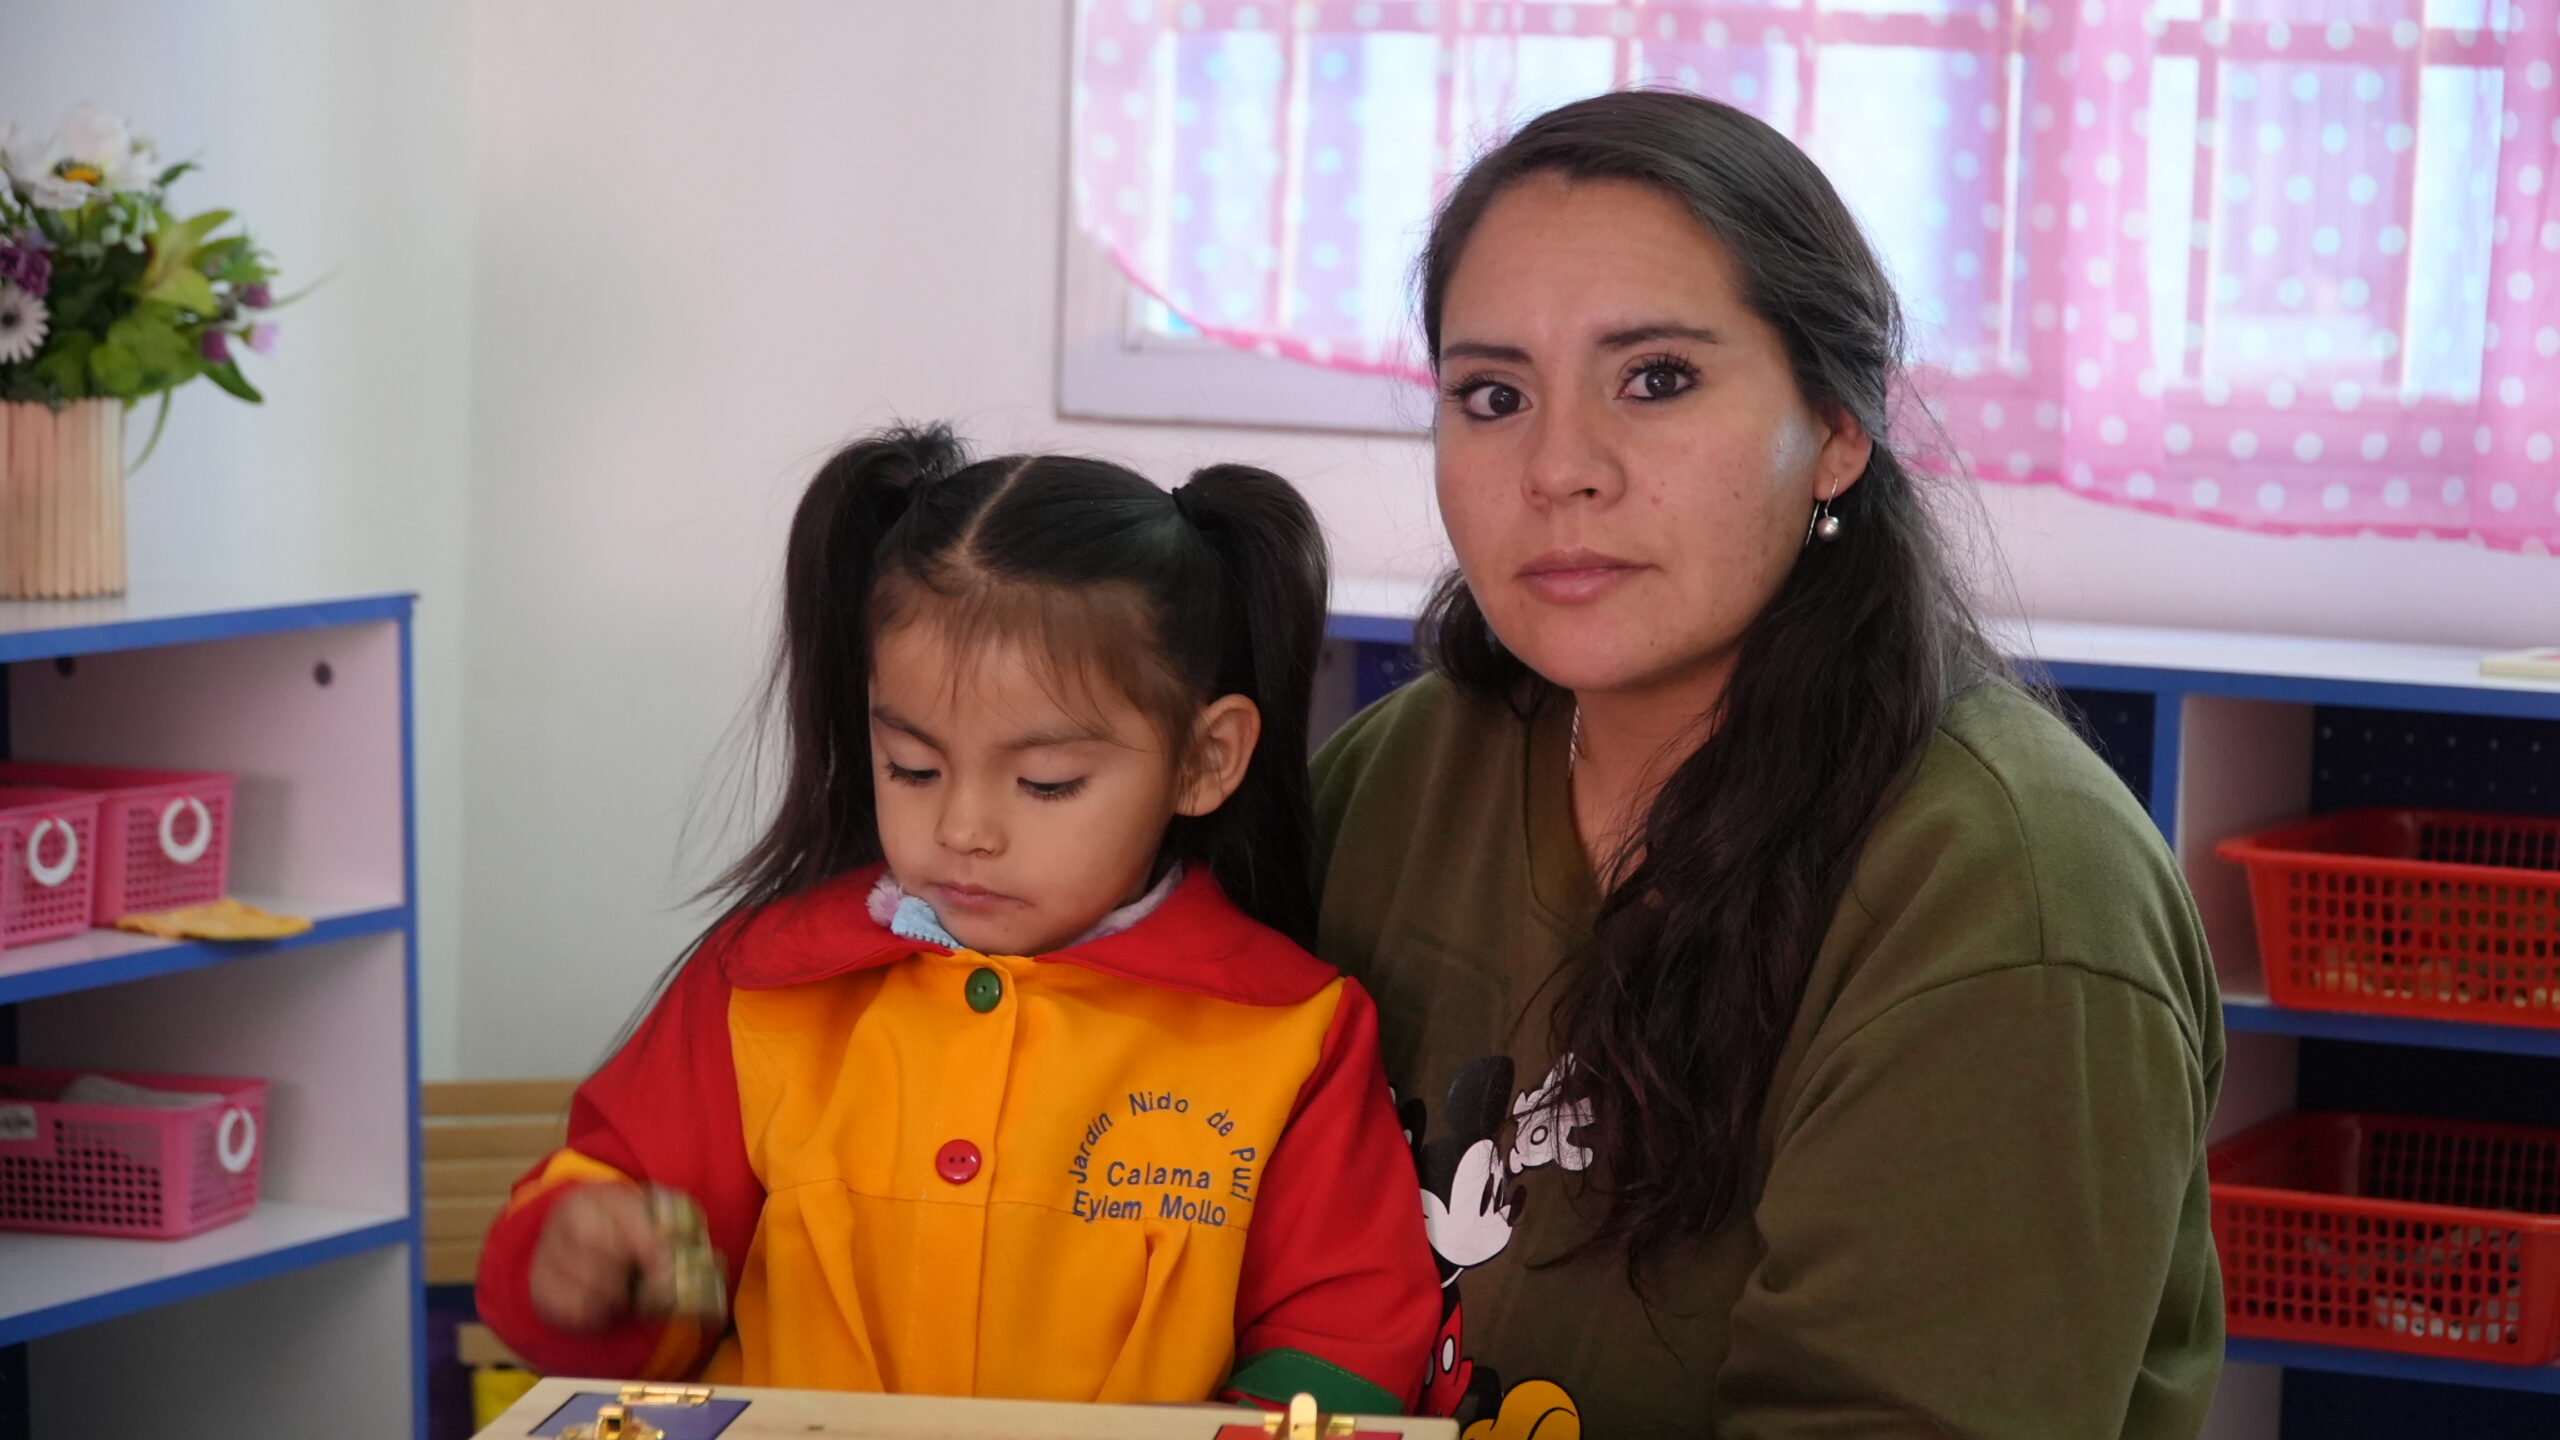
558, 1407, 657, 1440
558, 1384, 714, 1440
619, 1385, 712, 1407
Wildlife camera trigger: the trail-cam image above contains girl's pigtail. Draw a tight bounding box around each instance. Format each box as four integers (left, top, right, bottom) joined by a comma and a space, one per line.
1168, 464, 1329, 946
721, 423, 969, 911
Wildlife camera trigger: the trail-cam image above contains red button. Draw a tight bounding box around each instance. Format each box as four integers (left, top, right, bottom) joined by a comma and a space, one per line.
934, 1139, 982, 1185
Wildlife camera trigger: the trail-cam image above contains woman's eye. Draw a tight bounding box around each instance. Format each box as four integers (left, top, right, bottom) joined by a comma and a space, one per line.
1620, 362, 1696, 402
1458, 382, 1526, 420
884, 762, 938, 787
1021, 778, 1088, 801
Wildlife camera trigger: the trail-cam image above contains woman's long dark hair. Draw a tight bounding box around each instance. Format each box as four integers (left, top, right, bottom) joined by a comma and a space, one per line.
1419, 91, 2004, 1282
711, 424, 1330, 946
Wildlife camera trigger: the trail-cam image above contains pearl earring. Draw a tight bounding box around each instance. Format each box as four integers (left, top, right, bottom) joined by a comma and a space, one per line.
1806, 492, 1844, 546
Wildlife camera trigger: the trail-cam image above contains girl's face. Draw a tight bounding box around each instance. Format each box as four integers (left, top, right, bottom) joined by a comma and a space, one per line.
867, 619, 1253, 957
1431, 173, 1872, 701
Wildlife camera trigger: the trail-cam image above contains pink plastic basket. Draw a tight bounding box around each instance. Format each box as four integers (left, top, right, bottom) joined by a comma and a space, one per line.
0, 764, 233, 924
0, 1066, 267, 1239
0, 788, 101, 949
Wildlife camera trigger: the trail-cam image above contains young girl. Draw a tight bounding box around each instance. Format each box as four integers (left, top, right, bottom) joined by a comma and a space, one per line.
476, 426, 1438, 1414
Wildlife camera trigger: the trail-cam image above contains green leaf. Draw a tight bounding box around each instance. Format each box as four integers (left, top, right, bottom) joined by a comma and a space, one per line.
260, 271, 330, 311
139, 207, 232, 297
209, 240, 270, 288
128, 390, 176, 471
87, 340, 143, 396
162, 208, 231, 252
107, 312, 194, 382
32, 332, 96, 399
202, 359, 262, 403
154, 160, 197, 189
140, 266, 219, 315
42, 248, 146, 338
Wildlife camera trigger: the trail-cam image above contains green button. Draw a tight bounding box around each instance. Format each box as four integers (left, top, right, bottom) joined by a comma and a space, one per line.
965, 967, 1004, 1014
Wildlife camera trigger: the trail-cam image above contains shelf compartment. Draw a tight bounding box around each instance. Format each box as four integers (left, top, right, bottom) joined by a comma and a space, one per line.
0, 896, 405, 1005
0, 1200, 411, 1346
22, 933, 415, 1220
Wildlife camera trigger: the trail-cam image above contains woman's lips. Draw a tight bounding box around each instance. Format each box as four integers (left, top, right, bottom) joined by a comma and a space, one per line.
1516, 550, 1646, 604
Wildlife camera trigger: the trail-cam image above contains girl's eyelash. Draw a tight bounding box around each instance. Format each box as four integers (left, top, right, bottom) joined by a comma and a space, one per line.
882, 760, 1081, 799
1441, 370, 1498, 401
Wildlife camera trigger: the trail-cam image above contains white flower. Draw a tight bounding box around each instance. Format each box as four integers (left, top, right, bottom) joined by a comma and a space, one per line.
0, 282, 48, 365
1, 105, 157, 210
24, 174, 91, 210
57, 104, 156, 192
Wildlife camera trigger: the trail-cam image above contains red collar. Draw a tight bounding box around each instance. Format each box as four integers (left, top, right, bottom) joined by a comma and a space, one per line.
717, 862, 1338, 1007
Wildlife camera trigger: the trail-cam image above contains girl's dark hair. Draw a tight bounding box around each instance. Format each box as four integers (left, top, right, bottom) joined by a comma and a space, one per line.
712, 425, 1329, 947
1418, 91, 2004, 1282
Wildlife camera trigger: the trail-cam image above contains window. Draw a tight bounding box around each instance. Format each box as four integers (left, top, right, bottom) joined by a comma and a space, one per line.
1069, 0, 2560, 550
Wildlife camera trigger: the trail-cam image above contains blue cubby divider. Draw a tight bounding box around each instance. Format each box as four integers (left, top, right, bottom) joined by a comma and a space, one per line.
2285, 1369, 2560, 1436
1352, 640, 1426, 711
2056, 686, 2156, 810
2311, 705, 2560, 816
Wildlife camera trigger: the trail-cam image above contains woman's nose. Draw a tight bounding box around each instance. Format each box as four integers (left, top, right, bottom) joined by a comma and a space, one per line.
1520, 396, 1622, 507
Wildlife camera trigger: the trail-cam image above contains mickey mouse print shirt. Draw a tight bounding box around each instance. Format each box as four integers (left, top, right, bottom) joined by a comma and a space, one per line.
475, 863, 1438, 1413
1312, 674, 2225, 1439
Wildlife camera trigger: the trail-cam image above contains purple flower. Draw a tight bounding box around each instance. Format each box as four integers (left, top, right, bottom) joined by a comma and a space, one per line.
237, 283, 273, 309
200, 329, 232, 363
0, 245, 47, 299
248, 323, 278, 355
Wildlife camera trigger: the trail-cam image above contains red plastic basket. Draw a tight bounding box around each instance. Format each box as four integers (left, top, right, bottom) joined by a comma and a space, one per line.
0, 788, 101, 950
2211, 1111, 2560, 1364
0, 1066, 267, 1239
0, 763, 233, 924
2217, 808, 2560, 1026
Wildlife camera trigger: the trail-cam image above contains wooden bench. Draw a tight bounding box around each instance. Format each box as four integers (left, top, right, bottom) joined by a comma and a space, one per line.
423, 1079, 576, 1287
426, 1079, 578, 1427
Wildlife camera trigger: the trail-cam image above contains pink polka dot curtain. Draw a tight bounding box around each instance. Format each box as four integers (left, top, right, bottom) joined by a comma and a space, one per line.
1072, 0, 2560, 552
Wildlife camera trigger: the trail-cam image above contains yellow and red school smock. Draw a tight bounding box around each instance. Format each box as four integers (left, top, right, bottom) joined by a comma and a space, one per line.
475, 863, 1438, 1413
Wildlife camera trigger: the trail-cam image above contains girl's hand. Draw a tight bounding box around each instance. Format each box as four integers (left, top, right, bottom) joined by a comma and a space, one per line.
528, 1183, 672, 1332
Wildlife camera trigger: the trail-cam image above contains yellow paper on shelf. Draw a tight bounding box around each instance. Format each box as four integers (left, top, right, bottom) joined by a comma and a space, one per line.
2482, 646, 2560, 681
116, 897, 314, 941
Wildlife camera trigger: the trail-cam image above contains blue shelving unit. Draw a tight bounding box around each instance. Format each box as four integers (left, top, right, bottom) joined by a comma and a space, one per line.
2223, 996, 2560, 1060
2228, 1338, 2560, 1395
0, 591, 423, 1438
1323, 581, 2560, 1436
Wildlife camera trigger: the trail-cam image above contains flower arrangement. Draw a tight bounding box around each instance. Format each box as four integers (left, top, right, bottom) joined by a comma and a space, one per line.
0, 104, 281, 439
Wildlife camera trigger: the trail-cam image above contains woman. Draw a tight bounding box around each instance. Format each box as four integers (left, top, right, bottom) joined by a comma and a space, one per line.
1312, 92, 2222, 1437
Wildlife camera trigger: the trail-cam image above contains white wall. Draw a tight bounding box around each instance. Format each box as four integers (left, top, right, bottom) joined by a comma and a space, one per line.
457, 0, 1444, 1075
3, 0, 474, 1077
1983, 483, 2560, 644
459, 0, 2560, 1076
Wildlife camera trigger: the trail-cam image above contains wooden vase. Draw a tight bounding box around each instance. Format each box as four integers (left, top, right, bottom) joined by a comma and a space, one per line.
0, 399, 126, 599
